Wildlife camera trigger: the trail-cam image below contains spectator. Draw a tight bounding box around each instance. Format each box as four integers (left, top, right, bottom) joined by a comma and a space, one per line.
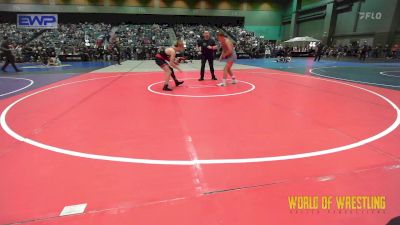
314, 42, 323, 62
265, 47, 271, 58
1, 36, 22, 72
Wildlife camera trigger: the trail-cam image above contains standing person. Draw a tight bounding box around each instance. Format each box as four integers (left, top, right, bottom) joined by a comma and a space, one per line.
113, 41, 122, 65
314, 42, 323, 62
384, 45, 391, 59
155, 40, 185, 91
265, 47, 271, 58
197, 31, 218, 81
216, 33, 237, 87
359, 41, 368, 61
126, 46, 132, 60
1, 36, 22, 72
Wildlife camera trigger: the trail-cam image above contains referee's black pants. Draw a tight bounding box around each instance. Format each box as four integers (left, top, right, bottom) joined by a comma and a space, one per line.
200, 55, 216, 79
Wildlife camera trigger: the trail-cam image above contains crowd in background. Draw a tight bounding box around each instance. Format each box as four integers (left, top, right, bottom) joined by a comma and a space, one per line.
116, 24, 171, 60
223, 26, 265, 57
0, 22, 113, 63
271, 42, 400, 60
316, 43, 400, 60
1, 22, 399, 64
0, 22, 271, 63
174, 24, 218, 60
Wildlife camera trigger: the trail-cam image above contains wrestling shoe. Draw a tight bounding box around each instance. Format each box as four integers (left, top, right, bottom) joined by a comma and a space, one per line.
163, 85, 173, 91
217, 82, 227, 87
175, 81, 184, 86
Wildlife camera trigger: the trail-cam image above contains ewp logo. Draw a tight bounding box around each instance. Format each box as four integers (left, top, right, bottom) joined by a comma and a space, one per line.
17, 14, 58, 29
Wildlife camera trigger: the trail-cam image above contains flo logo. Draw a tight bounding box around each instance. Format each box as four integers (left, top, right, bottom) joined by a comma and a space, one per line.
359, 12, 383, 20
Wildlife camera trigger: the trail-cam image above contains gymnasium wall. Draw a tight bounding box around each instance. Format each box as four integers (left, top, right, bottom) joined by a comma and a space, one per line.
334, 0, 399, 46
0, 11, 245, 25
244, 9, 282, 40
297, 18, 324, 40
280, 23, 291, 41
282, 0, 400, 45
334, 7, 354, 35
279, 0, 292, 40
0, 0, 286, 40
300, 0, 320, 9
293, 0, 326, 41
335, 0, 398, 35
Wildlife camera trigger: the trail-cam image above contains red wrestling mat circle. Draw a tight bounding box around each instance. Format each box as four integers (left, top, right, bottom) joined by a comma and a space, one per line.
1, 69, 399, 165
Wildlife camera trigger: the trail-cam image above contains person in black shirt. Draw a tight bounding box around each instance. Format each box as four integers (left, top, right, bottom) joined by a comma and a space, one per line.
197, 31, 217, 81
314, 42, 323, 62
126, 46, 132, 60
113, 40, 122, 65
1, 36, 22, 72
359, 41, 368, 61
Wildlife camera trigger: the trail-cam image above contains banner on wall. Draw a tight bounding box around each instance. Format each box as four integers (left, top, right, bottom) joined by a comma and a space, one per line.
17, 14, 58, 29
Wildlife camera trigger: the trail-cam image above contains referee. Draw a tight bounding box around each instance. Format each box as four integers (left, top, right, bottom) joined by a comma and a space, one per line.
197, 31, 217, 81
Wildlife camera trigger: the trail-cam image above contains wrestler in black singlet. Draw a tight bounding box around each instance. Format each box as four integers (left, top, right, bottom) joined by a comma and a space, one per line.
154, 47, 184, 88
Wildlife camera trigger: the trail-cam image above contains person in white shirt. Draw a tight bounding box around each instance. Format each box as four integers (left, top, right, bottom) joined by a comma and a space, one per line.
265, 47, 271, 58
